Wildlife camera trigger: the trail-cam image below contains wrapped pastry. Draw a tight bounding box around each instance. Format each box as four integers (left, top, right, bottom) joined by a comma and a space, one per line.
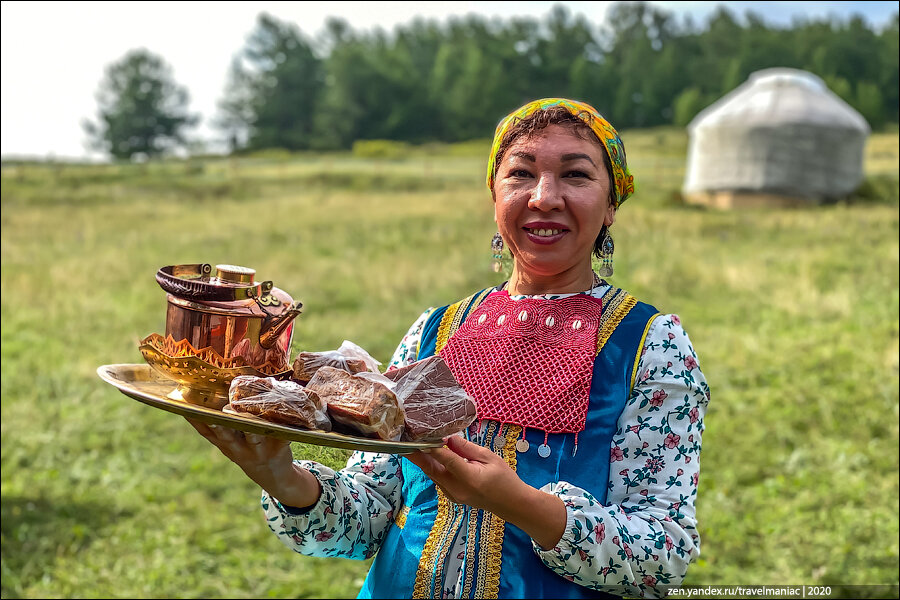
293, 352, 369, 382
306, 366, 403, 441
227, 375, 331, 431
292, 340, 381, 382
385, 356, 477, 442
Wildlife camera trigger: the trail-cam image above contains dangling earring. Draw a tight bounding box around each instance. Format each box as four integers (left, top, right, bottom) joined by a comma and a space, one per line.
491, 232, 504, 273
597, 230, 614, 277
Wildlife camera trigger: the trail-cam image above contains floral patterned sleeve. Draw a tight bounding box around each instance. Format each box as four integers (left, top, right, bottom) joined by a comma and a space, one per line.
386, 307, 434, 370
261, 452, 404, 559
260, 309, 434, 559
533, 314, 710, 599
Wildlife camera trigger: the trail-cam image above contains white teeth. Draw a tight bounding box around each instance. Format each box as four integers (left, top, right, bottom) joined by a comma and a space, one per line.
531, 228, 561, 237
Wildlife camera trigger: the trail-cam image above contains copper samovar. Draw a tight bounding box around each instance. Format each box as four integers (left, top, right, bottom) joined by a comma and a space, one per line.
139, 263, 302, 408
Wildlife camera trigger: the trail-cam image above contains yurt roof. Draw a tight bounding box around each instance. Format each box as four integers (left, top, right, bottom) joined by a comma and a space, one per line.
687, 67, 870, 134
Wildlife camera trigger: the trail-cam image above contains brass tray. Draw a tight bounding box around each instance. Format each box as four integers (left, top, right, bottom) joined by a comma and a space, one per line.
97, 364, 441, 454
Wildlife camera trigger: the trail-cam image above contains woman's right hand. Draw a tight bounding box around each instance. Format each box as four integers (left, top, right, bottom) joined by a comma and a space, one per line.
186, 419, 322, 510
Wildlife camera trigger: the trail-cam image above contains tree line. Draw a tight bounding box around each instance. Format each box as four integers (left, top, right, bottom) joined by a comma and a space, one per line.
85, 2, 899, 160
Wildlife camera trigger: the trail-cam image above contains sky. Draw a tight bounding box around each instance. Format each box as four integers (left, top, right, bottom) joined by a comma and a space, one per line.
1, 0, 897, 161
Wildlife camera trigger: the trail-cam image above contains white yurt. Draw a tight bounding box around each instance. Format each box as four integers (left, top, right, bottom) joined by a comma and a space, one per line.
682, 67, 870, 208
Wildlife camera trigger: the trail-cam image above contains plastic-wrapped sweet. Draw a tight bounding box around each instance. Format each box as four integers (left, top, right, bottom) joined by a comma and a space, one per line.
385, 356, 477, 442
306, 367, 403, 441
227, 375, 331, 431
292, 340, 381, 383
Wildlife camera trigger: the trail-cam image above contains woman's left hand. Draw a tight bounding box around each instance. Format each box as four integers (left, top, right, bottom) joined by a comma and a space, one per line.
406, 434, 524, 513
407, 434, 567, 549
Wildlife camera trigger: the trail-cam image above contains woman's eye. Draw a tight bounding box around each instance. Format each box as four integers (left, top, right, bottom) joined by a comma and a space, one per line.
510, 169, 532, 178
565, 170, 589, 178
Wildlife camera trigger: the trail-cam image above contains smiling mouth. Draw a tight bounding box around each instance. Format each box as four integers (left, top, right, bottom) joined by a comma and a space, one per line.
524, 227, 566, 237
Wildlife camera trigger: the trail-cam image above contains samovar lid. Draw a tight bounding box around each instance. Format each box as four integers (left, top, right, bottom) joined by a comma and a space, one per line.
215, 264, 255, 284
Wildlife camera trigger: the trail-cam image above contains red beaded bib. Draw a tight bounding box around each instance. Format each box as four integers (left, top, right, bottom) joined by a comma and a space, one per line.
440, 290, 601, 448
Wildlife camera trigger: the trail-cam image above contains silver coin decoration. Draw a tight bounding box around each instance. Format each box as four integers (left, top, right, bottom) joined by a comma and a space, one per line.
537, 444, 551, 458
515, 438, 530, 453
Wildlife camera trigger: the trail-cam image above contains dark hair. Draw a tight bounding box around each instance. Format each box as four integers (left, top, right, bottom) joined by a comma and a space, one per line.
491, 106, 616, 258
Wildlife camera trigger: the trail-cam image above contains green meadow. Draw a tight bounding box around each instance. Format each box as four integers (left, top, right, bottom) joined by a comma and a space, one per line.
1, 129, 897, 598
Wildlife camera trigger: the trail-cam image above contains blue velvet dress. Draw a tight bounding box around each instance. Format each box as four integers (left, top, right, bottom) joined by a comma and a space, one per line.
358, 286, 658, 599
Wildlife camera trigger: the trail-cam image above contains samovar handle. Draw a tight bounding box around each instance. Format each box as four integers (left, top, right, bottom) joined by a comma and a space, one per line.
156, 264, 270, 301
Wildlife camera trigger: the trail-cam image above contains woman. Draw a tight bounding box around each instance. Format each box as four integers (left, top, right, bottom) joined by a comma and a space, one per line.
190, 98, 709, 599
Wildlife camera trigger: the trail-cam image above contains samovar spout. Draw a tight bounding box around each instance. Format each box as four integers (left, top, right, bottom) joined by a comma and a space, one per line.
259, 300, 303, 349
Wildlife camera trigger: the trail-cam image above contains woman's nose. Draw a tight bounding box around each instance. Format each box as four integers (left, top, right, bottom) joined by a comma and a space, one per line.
528, 174, 564, 211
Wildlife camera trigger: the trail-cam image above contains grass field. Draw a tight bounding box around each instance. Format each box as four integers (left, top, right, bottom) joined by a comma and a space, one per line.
1, 128, 898, 598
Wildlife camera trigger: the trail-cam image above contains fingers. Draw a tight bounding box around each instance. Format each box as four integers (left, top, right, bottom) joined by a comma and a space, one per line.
189, 419, 253, 447
443, 435, 493, 462
185, 419, 238, 455
185, 417, 242, 444
434, 447, 474, 478
406, 451, 447, 478
245, 433, 266, 445
408, 449, 483, 507
421, 436, 497, 479
407, 453, 463, 503
436, 485, 461, 505
185, 418, 215, 438
212, 427, 277, 459
411, 445, 477, 483
244, 433, 292, 462
185, 417, 286, 460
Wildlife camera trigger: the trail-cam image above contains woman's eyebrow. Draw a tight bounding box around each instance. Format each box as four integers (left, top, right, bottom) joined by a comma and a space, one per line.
561, 153, 596, 165
510, 151, 536, 162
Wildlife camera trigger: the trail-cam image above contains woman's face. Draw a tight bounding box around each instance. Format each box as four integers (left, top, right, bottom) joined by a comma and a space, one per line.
493, 123, 615, 281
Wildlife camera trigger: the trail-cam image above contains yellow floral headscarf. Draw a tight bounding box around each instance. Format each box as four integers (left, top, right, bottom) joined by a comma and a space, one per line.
487, 98, 635, 207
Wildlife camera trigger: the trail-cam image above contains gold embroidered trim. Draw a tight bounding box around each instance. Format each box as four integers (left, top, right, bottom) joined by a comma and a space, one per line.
597, 291, 637, 355
434, 501, 466, 596
600, 285, 618, 304
461, 505, 479, 595
450, 293, 476, 337
597, 288, 628, 353
629, 312, 661, 398
436, 288, 493, 354
395, 504, 410, 529
480, 424, 520, 599
462, 421, 498, 599
435, 302, 462, 356
415, 288, 494, 597
413, 487, 450, 599
420, 287, 636, 597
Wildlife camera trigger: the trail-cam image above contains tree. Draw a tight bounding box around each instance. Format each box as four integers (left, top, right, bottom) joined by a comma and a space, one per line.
673, 87, 707, 126
854, 81, 884, 129
83, 49, 198, 160
215, 13, 323, 151
878, 12, 899, 124
308, 18, 367, 149
214, 56, 256, 152
212, 5, 897, 151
